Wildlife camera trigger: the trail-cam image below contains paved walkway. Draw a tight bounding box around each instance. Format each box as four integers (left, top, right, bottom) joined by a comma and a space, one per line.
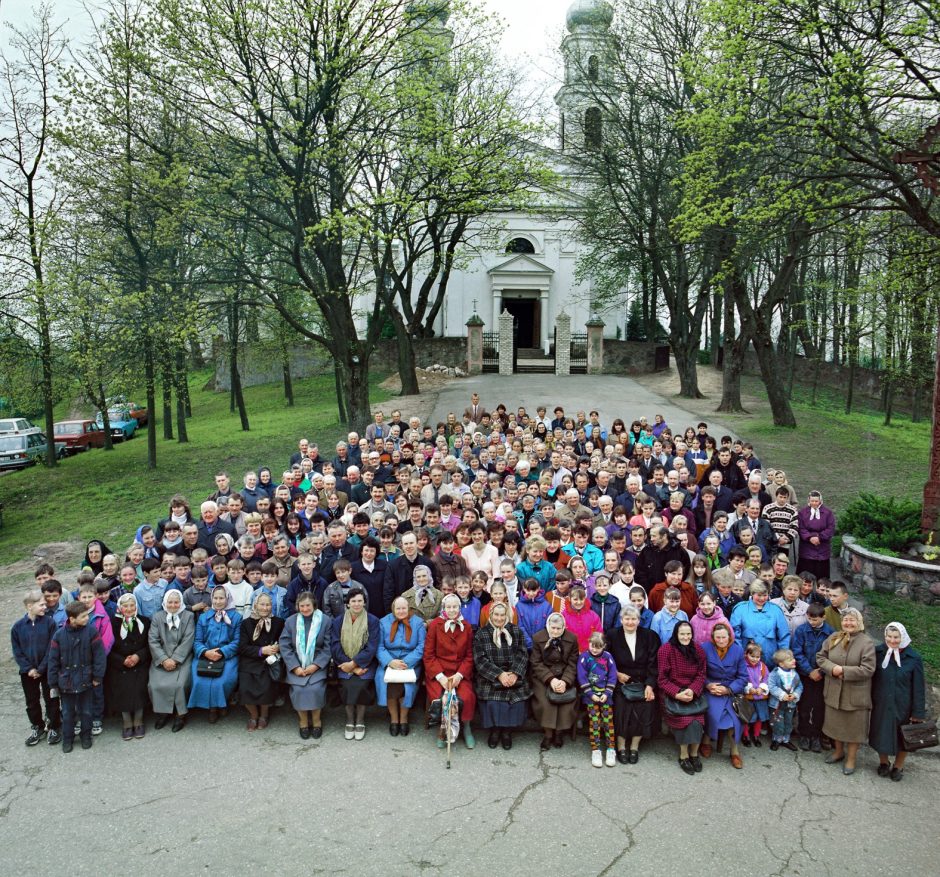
429, 373, 735, 439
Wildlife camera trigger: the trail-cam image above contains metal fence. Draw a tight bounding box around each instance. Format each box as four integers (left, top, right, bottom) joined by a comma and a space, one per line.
570, 332, 588, 374
482, 332, 500, 373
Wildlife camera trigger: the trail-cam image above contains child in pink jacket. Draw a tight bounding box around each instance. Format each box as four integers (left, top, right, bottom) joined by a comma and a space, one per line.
562, 587, 602, 652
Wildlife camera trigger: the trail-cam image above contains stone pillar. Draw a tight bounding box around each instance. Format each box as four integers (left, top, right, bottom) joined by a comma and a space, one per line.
492, 291, 502, 331
586, 314, 605, 375
555, 310, 571, 376
922, 324, 940, 538
498, 309, 514, 376
465, 313, 484, 376
540, 289, 550, 354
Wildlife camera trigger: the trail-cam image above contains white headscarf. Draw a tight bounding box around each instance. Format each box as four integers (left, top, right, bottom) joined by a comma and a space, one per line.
162, 589, 184, 630
882, 621, 912, 668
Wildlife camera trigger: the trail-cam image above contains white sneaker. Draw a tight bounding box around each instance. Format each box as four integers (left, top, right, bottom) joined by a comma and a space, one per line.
91, 721, 103, 736
591, 750, 603, 768
606, 748, 617, 767
354, 724, 366, 741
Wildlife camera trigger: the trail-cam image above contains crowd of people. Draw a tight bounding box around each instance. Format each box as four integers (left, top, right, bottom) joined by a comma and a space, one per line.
11, 395, 928, 778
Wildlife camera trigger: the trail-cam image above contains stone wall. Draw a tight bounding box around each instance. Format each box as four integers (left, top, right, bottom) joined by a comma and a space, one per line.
210, 337, 466, 391
841, 535, 940, 605
603, 341, 671, 375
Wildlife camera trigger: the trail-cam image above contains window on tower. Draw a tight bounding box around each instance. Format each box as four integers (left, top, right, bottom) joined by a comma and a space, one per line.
585, 107, 602, 149
588, 55, 599, 82
506, 237, 536, 254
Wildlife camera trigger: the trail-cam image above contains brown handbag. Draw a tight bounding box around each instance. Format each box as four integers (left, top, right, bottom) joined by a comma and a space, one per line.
900, 719, 938, 751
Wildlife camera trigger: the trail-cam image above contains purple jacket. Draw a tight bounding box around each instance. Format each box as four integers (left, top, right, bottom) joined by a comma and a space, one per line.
797, 505, 835, 560
577, 649, 617, 704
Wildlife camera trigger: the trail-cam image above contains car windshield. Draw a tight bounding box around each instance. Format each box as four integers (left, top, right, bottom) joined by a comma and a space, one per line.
105, 409, 126, 420
0, 436, 26, 451
56, 423, 83, 434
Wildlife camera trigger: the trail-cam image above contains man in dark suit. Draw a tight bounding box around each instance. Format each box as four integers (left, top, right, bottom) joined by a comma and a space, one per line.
731, 498, 777, 558
463, 392, 486, 424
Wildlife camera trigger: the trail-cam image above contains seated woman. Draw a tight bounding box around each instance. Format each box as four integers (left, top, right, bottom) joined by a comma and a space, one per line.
108, 593, 151, 741
425, 594, 476, 749
188, 586, 241, 723
280, 591, 332, 739
702, 622, 748, 769
529, 612, 579, 750
148, 589, 196, 732
377, 596, 427, 737
236, 592, 285, 731
607, 605, 659, 764
473, 602, 531, 751
658, 620, 707, 776
330, 587, 380, 741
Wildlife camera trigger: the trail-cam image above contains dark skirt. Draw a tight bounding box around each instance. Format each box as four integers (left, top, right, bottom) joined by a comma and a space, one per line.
480, 699, 527, 729
672, 721, 704, 745
613, 689, 657, 739
796, 556, 830, 580
340, 675, 376, 707
107, 668, 150, 714
239, 663, 278, 706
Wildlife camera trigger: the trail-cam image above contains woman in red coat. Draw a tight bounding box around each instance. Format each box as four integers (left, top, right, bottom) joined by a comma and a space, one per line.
658, 620, 708, 776
425, 594, 477, 748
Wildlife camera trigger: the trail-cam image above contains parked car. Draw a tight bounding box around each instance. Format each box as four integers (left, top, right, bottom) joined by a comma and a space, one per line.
0, 432, 48, 470
0, 417, 37, 435
54, 420, 107, 454
96, 407, 137, 441
107, 396, 149, 426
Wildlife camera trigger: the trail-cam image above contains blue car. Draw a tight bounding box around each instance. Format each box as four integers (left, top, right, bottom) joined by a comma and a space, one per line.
96, 407, 137, 441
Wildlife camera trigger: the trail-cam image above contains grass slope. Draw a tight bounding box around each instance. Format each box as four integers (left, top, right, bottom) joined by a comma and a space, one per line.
0, 370, 391, 565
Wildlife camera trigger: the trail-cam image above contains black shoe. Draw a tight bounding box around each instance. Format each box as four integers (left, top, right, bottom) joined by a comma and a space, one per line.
810, 737, 822, 753
171, 716, 186, 733
877, 763, 891, 777
890, 767, 904, 782
678, 758, 695, 776
770, 741, 780, 751
25, 726, 46, 746
616, 749, 629, 764
781, 740, 798, 751
154, 714, 170, 730
752, 737, 762, 748
500, 731, 513, 751
81, 737, 92, 750
798, 736, 811, 751
400, 723, 410, 737
62, 740, 74, 754
47, 729, 61, 745
299, 726, 311, 740
389, 723, 400, 737
310, 726, 322, 739
741, 736, 752, 747
690, 755, 703, 772
552, 732, 564, 748
540, 736, 552, 752
628, 750, 639, 764
488, 729, 500, 749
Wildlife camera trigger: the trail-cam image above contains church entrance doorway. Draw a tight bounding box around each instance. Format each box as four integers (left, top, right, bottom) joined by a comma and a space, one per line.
503, 296, 539, 350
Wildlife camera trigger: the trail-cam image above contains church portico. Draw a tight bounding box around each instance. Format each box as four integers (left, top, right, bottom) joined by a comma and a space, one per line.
488, 254, 554, 353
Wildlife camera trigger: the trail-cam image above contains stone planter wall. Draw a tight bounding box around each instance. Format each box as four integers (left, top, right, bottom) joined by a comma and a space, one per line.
841, 535, 940, 604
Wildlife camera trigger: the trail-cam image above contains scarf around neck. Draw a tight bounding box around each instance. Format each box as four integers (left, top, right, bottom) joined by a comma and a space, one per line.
389, 615, 413, 643
340, 609, 369, 660
882, 621, 912, 668
296, 610, 323, 669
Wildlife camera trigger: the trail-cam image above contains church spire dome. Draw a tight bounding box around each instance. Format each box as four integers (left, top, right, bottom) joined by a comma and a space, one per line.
565, 0, 614, 33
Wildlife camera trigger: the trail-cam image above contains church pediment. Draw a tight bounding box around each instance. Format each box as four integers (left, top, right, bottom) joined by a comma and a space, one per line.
488, 254, 555, 276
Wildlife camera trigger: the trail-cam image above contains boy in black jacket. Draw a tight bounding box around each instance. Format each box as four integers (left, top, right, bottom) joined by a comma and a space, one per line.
11, 589, 61, 746
47, 601, 106, 753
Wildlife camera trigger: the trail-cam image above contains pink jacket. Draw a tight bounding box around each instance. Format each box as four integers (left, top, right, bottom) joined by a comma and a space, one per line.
562, 604, 603, 652
92, 600, 115, 655
690, 605, 733, 647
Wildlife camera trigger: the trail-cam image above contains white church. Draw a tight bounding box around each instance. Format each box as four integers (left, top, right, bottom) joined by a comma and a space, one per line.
408, 0, 621, 354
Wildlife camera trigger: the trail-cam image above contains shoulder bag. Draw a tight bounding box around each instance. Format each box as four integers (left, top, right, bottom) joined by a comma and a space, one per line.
731, 693, 755, 723
663, 693, 707, 716
620, 681, 647, 702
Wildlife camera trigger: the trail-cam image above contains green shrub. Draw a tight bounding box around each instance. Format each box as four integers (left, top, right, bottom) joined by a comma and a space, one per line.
838, 493, 922, 553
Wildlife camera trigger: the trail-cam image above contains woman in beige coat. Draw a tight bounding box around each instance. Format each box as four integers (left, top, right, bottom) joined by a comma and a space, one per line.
816, 607, 876, 775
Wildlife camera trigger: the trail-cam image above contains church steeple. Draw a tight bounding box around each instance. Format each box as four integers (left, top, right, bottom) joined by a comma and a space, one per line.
555, 0, 616, 152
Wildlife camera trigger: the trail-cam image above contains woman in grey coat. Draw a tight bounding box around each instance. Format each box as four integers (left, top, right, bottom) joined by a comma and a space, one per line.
279, 590, 332, 739
148, 589, 196, 732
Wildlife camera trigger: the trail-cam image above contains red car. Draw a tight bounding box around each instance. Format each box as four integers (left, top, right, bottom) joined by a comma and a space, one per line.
53, 419, 106, 453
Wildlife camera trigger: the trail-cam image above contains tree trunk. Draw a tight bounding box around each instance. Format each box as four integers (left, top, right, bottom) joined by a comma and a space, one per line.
333, 360, 348, 424
717, 260, 747, 412
231, 346, 250, 431
97, 381, 114, 451
391, 309, 420, 396
162, 360, 174, 440
282, 356, 294, 407
175, 348, 189, 443
710, 288, 722, 368
338, 353, 371, 432
845, 353, 856, 414
190, 336, 205, 368
672, 335, 703, 399
752, 328, 797, 427
143, 334, 157, 469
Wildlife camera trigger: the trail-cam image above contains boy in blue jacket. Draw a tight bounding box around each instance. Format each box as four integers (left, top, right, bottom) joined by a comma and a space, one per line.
590, 576, 622, 635
11, 589, 61, 746
47, 602, 106, 753
792, 602, 833, 752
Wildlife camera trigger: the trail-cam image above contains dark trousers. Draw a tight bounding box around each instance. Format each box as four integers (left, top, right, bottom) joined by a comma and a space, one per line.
20, 673, 61, 729
61, 690, 94, 743
91, 681, 105, 721
797, 675, 825, 738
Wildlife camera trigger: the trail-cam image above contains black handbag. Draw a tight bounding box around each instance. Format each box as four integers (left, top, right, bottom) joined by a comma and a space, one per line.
546, 686, 577, 705
663, 693, 707, 716
196, 657, 224, 678
268, 657, 285, 682
900, 719, 938, 751
620, 682, 646, 702
732, 693, 755, 722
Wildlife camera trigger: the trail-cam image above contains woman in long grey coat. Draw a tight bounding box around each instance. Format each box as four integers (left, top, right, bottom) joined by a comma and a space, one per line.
148, 589, 196, 732
279, 591, 331, 739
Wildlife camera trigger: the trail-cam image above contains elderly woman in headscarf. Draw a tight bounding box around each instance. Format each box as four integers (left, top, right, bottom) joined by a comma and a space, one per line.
188, 586, 241, 724
401, 564, 443, 623
108, 593, 151, 741
473, 602, 531, 751
236, 592, 285, 731
658, 620, 708, 775
816, 607, 876, 775
377, 595, 427, 737
280, 591, 331, 739
529, 611, 579, 750
330, 587, 380, 741
82, 540, 112, 577
425, 594, 476, 749
869, 622, 927, 782
148, 589, 195, 732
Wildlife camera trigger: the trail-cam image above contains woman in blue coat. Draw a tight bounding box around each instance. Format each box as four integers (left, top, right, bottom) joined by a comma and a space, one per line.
188, 587, 241, 722
377, 595, 426, 736
330, 587, 380, 741
702, 622, 749, 769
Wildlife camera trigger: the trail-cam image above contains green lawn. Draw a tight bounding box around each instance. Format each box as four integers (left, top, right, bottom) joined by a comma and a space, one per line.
0, 370, 392, 565
863, 591, 940, 686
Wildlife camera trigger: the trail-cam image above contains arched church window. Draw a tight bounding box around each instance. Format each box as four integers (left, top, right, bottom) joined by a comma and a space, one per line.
588, 55, 599, 82
585, 107, 602, 149
505, 237, 536, 254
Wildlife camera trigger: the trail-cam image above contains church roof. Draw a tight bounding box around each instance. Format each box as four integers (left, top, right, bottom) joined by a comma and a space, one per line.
488, 254, 555, 275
